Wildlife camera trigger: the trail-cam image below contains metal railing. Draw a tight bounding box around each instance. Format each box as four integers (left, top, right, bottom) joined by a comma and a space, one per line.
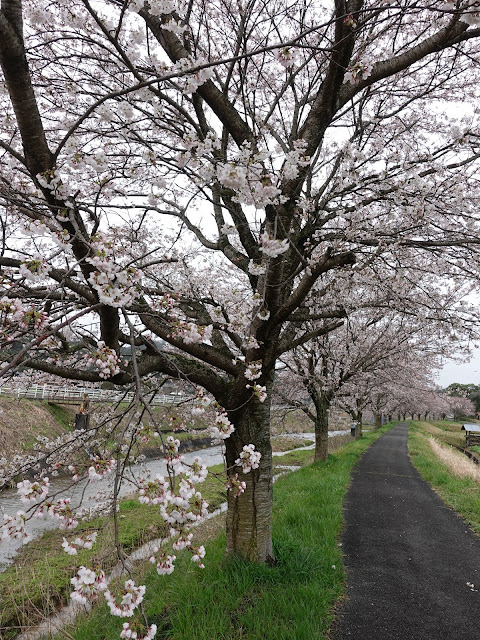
0, 384, 191, 406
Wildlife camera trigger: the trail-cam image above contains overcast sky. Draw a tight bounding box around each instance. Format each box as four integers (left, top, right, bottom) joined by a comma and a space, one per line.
435, 345, 480, 388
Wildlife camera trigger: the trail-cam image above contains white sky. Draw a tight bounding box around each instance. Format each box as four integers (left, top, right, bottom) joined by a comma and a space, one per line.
435, 346, 480, 388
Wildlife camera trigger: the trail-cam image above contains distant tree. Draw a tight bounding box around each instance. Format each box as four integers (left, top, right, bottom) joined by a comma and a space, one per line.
445, 383, 480, 412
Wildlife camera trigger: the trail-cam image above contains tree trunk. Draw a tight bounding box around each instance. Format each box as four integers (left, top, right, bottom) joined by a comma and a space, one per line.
373, 413, 382, 431
355, 411, 363, 438
225, 392, 273, 562
314, 395, 330, 462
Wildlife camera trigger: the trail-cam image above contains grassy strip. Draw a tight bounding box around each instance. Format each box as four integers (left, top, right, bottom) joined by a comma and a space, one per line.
68, 426, 392, 640
408, 422, 480, 537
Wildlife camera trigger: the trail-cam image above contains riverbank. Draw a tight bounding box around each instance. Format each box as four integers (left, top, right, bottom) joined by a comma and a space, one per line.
0, 429, 369, 640
0, 431, 323, 637
66, 427, 393, 640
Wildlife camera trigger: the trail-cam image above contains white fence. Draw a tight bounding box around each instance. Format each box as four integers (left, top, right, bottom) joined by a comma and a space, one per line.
0, 384, 192, 406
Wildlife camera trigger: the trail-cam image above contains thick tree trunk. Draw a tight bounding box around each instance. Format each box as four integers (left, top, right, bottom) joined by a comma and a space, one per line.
314, 395, 330, 462
225, 393, 273, 562
373, 413, 382, 431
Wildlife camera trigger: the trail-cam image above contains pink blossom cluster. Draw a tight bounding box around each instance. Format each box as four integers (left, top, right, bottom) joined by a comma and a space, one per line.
47, 498, 78, 529
138, 474, 169, 505
17, 307, 49, 332
170, 320, 213, 345
149, 546, 177, 575
226, 473, 247, 497
187, 457, 208, 483
19, 256, 50, 281
343, 13, 357, 28
120, 622, 157, 640
160, 55, 214, 94
248, 260, 267, 276
172, 529, 193, 551
276, 46, 298, 68
105, 579, 145, 617
36, 168, 73, 201
282, 140, 310, 181
190, 545, 206, 568
85, 341, 122, 379
259, 233, 289, 258
244, 361, 262, 381
235, 444, 262, 473
17, 477, 50, 504
70, 566, 107, 604
0, 297, 23, 321
88, 456, 116, 480
1, 511, 30, 543
246, 383, 267, 403
86, 235, 141, 307
344, 61, 373, 84
216, 144, 285, 208
160, 487, 208, 526
191, 387, 212, 415
256, 307, 271, 321
62, 532, 98, 555
162, 435, 183, 466
88, 267, 140, 307
154, 293, 176, 311
136, 424, 160, 444
210, 412, 235, 440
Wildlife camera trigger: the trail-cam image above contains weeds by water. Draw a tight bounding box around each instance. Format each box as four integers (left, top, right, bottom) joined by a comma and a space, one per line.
427, 436, 480, 483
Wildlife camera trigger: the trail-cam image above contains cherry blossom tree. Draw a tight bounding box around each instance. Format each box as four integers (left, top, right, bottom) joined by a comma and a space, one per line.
278, 266, 473, 453
444, 393, 476, 418
2, 0, 480, 583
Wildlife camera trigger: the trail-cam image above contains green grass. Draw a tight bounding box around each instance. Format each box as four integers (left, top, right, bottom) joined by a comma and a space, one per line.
67, 425, 393, 640
408, 422, 480, 537
271, 437, 314, 452
40, 402, 75, 431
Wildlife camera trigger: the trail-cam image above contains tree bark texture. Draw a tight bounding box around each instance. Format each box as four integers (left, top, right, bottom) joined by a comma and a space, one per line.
314, 395, 330, 462
355, 410, 363, 439
225, 394, 274, 562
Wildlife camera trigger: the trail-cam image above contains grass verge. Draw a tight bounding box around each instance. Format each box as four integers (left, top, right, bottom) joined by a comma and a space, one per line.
408, 421, 480, 538
66, 426, 392, 640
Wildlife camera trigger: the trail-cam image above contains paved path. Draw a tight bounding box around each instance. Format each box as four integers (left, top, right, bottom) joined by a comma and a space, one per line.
331, 424, 480, 640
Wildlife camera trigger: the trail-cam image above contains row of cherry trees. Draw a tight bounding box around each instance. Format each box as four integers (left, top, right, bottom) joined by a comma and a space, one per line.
276, 299, 475, 459
2, 0, 480, 635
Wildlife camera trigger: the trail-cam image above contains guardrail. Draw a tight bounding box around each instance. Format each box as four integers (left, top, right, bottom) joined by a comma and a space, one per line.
0, 384, 192, 406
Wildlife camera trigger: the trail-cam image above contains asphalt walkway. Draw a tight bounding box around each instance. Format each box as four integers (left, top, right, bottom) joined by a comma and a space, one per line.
331, 424, 480, 640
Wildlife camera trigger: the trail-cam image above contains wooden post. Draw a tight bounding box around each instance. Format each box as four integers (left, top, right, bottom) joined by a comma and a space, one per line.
75, 393, 90, 430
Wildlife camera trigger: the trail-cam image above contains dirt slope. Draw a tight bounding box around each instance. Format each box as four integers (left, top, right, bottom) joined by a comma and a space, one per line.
0, 398, 74, 458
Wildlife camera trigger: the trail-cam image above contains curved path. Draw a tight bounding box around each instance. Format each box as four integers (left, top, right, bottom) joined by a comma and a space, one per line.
331, 424, 480, 640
